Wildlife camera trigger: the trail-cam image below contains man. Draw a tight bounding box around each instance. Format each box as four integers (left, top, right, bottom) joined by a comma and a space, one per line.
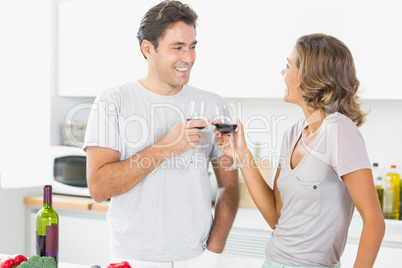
83, 1, 239, 267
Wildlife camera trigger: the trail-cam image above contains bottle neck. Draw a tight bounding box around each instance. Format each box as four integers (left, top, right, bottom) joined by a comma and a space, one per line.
43, 187, 53, 207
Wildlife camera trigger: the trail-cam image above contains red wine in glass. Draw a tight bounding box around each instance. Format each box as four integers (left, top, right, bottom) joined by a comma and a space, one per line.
187, 118, 206, 130
214, 103, 246, 170
214, 123, 237, 134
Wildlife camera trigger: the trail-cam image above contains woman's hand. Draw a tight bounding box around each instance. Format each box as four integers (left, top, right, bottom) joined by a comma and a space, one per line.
213, 119, 249, 161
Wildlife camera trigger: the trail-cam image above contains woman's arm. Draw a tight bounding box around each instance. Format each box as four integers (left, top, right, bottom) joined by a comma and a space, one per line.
343, 169, 385, 268
240, 159, 282, 229
216, 119, 280, 229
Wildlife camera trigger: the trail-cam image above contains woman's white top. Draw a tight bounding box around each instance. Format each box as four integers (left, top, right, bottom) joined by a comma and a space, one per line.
266, 112, 371, 266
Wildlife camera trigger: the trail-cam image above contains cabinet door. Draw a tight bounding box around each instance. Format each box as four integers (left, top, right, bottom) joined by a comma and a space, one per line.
342, 243, 402, 267
57, 0, 402, 99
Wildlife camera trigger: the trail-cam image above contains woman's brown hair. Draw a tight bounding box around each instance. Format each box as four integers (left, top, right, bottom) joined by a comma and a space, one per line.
295, 33, 367, 127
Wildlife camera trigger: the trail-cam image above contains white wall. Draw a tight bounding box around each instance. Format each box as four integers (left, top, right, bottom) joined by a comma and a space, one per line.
0, 0, 51, 188
360, 100, 402, 175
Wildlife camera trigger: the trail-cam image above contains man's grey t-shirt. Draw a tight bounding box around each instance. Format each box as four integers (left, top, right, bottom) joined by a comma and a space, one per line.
266, 112, 371, 266
84, 81, 224, 262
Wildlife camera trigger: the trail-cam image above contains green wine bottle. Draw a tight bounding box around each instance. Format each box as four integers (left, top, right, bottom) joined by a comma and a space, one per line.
36, 185, 59, 266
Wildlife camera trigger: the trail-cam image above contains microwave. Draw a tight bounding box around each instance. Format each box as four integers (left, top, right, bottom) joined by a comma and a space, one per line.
50, 146, 90, 197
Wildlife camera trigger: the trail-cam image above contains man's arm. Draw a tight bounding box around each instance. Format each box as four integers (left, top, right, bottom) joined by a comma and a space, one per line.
86, 145, 167, 202
206, 154, 239, 253
86, 120, 207, 202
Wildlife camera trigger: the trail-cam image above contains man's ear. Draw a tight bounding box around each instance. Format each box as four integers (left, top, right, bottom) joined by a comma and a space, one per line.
141, 40, 154, 59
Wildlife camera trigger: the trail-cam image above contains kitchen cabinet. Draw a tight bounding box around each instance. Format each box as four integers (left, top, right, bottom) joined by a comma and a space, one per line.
55, 0, 402, 99
341, 244, 402, 267
0, 187, 42, 256
224, 208, 402, 267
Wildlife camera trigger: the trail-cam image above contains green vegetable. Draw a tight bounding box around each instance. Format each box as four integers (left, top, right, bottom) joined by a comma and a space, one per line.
15, 256, 56, 268
41, 257, 56, 268
28, 256, 41, 263
16, 262, 29, 268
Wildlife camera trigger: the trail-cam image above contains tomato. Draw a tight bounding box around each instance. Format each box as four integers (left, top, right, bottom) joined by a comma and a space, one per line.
0, 257, 15, 268
107, 261, 132, 268
13, 255, 28, 265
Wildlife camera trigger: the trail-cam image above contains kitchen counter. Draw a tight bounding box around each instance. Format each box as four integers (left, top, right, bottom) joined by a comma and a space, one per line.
24, 194, 402, 267
24, 194, 109, 213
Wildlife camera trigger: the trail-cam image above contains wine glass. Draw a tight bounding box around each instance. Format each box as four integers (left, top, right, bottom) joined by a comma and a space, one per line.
213, 103, 245, 171
187, 100, 208, 129
187, 100, 209, 162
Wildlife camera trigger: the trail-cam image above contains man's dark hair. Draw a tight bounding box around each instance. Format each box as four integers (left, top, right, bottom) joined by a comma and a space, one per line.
137, 0, 198, 59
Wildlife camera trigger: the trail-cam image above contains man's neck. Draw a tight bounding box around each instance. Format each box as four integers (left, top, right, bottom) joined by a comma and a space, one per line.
139, 77, 183, 96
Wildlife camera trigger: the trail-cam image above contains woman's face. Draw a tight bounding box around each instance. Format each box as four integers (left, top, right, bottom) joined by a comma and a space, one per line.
281, 48, 304, 105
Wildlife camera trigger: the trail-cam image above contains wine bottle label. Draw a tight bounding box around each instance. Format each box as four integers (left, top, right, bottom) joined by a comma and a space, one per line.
46, 225, 59, 256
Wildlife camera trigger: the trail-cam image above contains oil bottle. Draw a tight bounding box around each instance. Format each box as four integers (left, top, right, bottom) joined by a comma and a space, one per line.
372, 163, 383, 210
383, 167, 394, 219
384, 165, 401, 220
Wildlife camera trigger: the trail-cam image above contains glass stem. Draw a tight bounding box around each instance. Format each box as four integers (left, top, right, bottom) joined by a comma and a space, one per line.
229, 134, 237, 166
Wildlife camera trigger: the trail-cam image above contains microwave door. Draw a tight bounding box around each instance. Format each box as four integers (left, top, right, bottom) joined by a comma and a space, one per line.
54, 156, 87, 187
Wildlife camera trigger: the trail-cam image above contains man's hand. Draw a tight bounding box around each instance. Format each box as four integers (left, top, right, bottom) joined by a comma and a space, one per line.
155, 119, 207, 156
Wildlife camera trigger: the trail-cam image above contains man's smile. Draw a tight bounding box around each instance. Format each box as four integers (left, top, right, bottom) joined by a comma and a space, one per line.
174, 66, 189, 72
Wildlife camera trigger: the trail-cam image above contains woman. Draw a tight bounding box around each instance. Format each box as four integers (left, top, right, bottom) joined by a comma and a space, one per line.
215, 33, 385, 267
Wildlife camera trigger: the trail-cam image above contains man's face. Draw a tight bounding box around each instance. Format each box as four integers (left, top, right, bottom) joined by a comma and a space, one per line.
148, 21, 197, 91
